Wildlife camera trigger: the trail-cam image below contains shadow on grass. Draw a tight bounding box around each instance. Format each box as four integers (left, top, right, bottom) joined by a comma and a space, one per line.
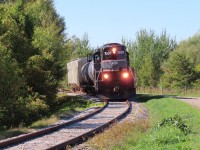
51, 95, 88, 113
0, 129, 29, 140
132, 94, 165, 103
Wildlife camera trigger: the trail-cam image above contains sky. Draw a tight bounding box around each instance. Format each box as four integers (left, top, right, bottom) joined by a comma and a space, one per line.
54, 0, 200, 47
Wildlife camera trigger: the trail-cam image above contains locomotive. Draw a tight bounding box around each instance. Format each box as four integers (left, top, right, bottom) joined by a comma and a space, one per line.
67, 43, 136, 99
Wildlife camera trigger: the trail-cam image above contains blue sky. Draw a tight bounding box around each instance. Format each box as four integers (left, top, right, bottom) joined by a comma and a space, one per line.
54, 0, 200, 47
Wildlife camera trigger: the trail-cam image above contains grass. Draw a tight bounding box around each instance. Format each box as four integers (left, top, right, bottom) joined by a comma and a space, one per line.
0, 93, 104, 139
30, 94, 104, 128
137, 87, 200, 97
88, 119, 149, 150
30, 116, 59, 128
0, 128, 30, 140
88, 94, 200, 150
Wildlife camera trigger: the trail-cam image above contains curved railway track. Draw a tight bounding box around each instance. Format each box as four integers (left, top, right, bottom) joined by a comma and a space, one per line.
0, 100, 131, 150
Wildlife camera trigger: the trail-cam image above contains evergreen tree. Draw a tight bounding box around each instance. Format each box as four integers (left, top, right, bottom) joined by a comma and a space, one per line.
24, 0, 66, 103
164, 32, 200, 87
162, 52, 196, 88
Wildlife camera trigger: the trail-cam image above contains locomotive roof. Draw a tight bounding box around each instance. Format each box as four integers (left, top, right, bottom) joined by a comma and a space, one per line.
95, 43, 126, 53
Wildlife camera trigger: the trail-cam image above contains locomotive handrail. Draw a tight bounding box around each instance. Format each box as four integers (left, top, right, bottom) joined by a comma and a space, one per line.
94, 68, 103, 92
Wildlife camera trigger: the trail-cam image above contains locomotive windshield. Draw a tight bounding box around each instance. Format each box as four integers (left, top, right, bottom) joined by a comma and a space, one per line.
103, 47, 126, 60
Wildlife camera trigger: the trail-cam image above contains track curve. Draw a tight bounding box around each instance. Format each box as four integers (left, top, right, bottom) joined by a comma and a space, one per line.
0, 100, 130, 150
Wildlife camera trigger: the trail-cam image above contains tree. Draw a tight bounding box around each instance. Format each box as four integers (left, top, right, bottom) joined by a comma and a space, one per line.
0, 0, 67, 127
161, 52, 196, 88
0, 0, 34, 64
176, 32, 200, 65
122, 29, 176, 86
0, 46, 25, 126
23, 0, 66, 104
168, 31, 200, 87
66, 33, 92, 59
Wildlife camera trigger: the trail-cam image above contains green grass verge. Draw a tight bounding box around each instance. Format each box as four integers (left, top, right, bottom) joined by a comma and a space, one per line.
0, 128, 30, 140
137, 87, 200, 97
112, 95, 200, 150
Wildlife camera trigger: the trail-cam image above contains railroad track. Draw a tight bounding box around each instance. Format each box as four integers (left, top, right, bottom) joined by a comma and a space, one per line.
0, 100, 131, 150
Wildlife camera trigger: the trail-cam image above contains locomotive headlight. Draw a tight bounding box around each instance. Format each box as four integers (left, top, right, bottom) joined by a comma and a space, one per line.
103, 73, 109, 79
122, 72, 129, 78
112, 48, 117, 54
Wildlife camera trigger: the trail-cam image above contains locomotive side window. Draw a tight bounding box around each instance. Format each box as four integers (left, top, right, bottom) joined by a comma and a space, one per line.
103, 47, 126, 60
94, 53, 100, 63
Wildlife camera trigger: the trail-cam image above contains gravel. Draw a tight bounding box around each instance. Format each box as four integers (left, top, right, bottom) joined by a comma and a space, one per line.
5, 102, 128, 150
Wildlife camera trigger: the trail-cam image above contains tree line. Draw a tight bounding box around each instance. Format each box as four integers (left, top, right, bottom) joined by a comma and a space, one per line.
0, 0, 199, 129
123, 29, 200, 89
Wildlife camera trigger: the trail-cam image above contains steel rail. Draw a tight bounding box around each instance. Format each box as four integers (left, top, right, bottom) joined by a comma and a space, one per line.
47, 100, 131, 150
0, 100, 108, 149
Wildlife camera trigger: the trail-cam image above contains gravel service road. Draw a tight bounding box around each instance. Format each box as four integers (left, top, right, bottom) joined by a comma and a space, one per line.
176, 97, 200, 110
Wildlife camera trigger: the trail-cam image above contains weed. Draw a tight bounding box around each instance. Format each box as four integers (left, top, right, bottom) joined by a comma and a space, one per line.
158, 115, 191, 135
30, 116, 58, 128
88, 119, 149, 150
0, 128, 30, 140
151, 124, 188, 144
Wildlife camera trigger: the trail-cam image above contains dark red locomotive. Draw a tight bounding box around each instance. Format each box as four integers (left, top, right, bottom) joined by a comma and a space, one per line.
80, 43, 136, 99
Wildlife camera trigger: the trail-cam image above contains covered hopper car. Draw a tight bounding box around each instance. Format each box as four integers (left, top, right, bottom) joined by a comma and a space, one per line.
67, 43, 136, 99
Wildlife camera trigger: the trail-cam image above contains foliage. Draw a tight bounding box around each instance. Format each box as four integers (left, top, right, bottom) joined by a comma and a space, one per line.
0, 0, 34, 64
0, 0, 94, 129
66, 33, 93, 60
0, 0, 66, 128
25, 55, 63, 104
24, 0, 66, 103
158, 115, 191, 135
25, 93, 49, 123
0, 108, 3, 129
161, 52, 196, 88
176, 32, 200, 65
174, 32, 200, 87
0, 45, 27, 127
122, 29, 177, 86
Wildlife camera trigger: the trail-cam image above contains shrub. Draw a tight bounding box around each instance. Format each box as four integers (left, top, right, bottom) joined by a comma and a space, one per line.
158, 115, 191, 135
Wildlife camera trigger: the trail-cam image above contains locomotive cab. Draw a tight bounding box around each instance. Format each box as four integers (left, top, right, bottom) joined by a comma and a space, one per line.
79, 43, 136, 99
93, 43, 135, 98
